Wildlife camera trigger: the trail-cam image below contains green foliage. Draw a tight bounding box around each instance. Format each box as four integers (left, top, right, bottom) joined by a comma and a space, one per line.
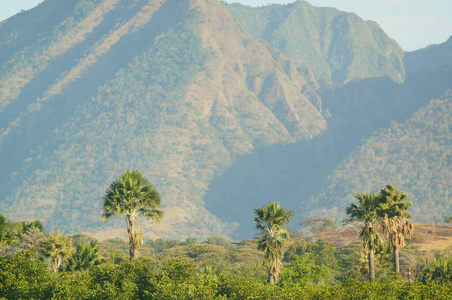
0, 251, 49, 299
160, 257, 197, 283
12, 220, 44, 235
421, 255, 452, 284
284, 240, 339, 270
101, 170, 163, 223
99, 238, 129, 264
0, 242, 451, 299
40, 231, 73, 272
335, 242, 363, 281
183, 237, 198, 245
280, 253, 335, 287
63, 241, 103, 272
18, 227, 45, 252
346, 192, 382, 281
0, 215, 17, 252
378, 184, 414, 272
146, 238, 180, 253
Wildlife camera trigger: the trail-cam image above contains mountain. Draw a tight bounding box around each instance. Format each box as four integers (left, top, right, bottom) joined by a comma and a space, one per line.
308, 92, 452, 224
404, 35, 452, 75
0, 0, 326, 239
225, 1, 405, 84
303, 37, 452, 225
205, 35, 452, 238
0, 0, 450, 240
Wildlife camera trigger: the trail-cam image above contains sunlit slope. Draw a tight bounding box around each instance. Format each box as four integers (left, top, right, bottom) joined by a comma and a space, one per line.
226, 0, 405, 84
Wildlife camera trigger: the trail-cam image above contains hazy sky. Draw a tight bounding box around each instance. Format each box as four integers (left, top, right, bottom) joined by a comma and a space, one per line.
1, 0, 451, 51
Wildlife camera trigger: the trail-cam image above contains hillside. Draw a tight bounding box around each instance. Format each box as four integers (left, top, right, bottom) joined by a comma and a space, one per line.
307, 92, 452, 224
0, 0, 326, 239
225, 0, 405, 84
302, 223, 452, 255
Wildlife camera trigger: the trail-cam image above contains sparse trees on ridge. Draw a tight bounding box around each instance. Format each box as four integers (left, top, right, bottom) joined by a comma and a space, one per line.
254, 202, 294, 284
102, 170, 164, 260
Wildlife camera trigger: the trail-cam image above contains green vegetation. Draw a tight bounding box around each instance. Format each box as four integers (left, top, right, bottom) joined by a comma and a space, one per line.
0, 210, 451, 299
40, 231, 73, 272
63, 241, 103, 272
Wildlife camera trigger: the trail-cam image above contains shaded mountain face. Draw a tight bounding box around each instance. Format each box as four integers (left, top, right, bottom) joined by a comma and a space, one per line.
404, 35, 452, 75
307, 92, 452, 225
225, 0, 405, 84
304, 37, 452, 225
206, 33, 452, 238
0, 0, 326, 239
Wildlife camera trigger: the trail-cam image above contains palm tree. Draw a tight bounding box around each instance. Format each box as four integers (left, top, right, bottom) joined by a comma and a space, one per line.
63, 241, 103, 272
378, 184, 414, 273
346, 193, 382, 281
254, 202, 294, 284
40, 231, 73, 272
101, 170, 164, 259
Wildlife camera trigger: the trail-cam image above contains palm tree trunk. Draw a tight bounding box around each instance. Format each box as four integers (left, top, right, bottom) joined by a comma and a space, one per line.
268, 271, 276, 284
368, 249, 375, 281
52, 256, 60, 273
127, 215, 136, 260
393, 246, 400, 273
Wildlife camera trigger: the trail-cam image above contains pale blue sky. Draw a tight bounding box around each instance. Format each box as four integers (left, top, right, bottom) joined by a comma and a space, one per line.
1, 0, 451, 51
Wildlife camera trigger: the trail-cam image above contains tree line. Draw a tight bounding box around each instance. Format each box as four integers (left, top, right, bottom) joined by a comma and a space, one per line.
0, 170, 451, 299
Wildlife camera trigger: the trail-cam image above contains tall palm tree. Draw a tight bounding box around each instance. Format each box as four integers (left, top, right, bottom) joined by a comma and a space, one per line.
346, 193, 382, 281
101, 170, 164, 259
40, 231, 73, 272
254, 202, 294, 284
378, 184, 414, 273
